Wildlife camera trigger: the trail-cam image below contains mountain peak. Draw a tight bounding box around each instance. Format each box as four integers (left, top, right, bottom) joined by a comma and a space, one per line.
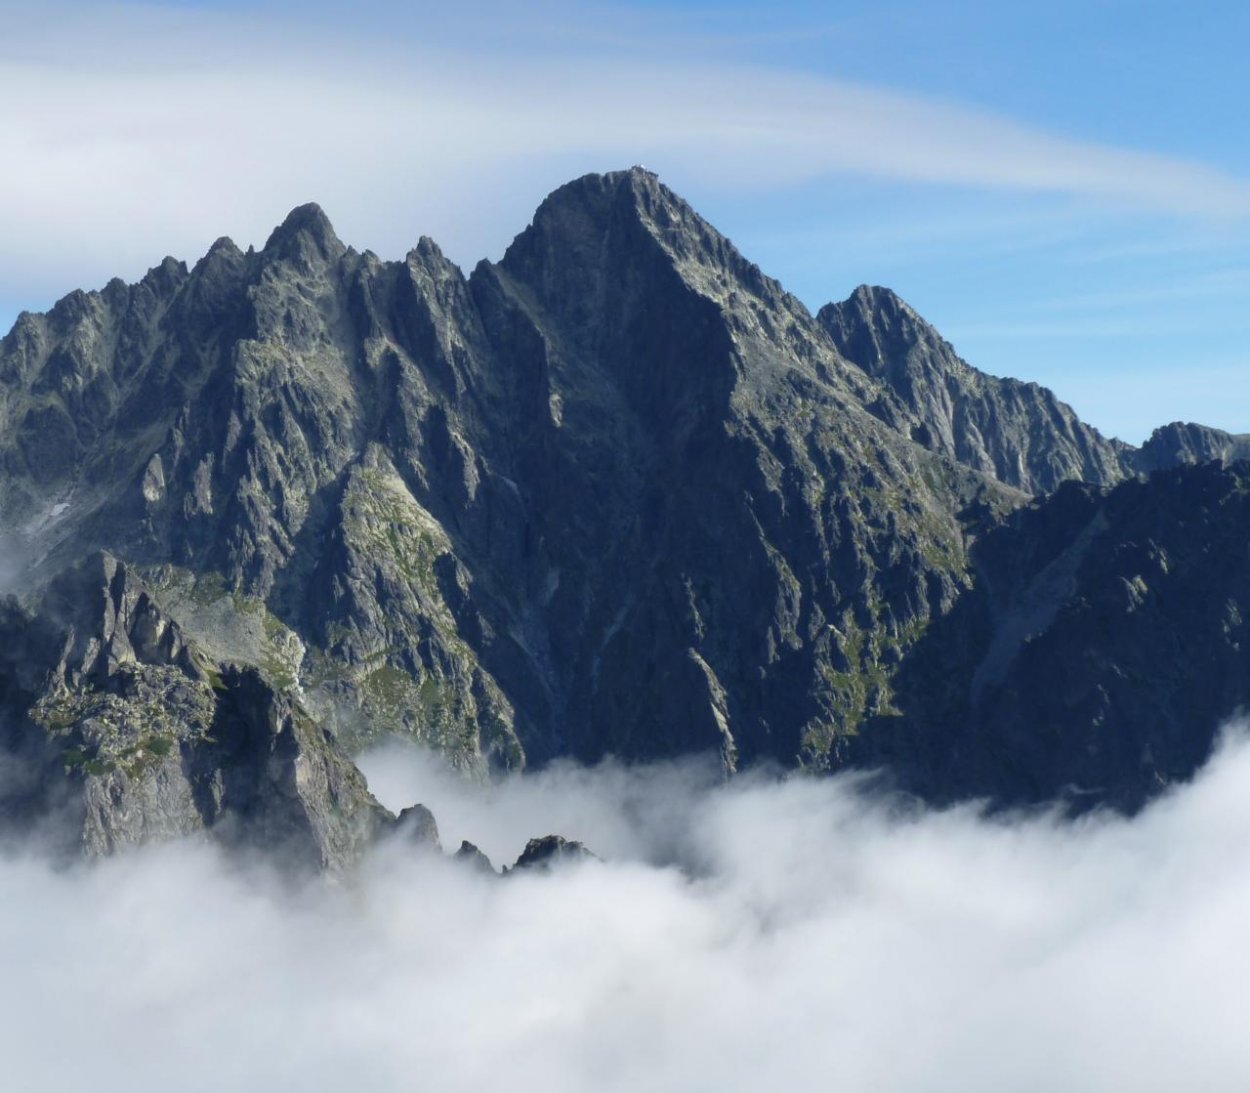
819, 285, 941, 377
1136, 420, 1250, 471
513, 168, 669, 242
498, 166, 783, 322
262, 202, 345, 264
495, 168, 683, 302
837, 285, 925, 326
819, 284, 1130, 493
541, 165, 661, 202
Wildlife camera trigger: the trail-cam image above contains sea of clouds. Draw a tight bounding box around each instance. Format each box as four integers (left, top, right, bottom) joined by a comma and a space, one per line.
3, 728, 1250, 1091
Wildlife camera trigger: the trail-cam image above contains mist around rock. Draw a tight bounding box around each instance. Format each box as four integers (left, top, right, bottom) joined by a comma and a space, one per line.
3, 727, 1250, 1092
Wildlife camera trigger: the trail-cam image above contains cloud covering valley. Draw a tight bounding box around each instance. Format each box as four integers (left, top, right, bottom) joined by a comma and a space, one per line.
2, 729, 1249, 1091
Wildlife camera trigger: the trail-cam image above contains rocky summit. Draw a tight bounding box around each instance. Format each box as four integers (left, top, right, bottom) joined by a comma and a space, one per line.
0, 167, 1247, 864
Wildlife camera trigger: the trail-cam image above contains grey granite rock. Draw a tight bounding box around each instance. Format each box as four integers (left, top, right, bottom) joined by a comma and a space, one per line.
819, 285, 1250, 495
0, 168, 1245, 848
1133, 421, 1250, 472
819, 285, 1132, 493
509, 835, 597, 872
0, 554, 390, 870
0, 169, 1007, 781
848, 460, 1250, 812
454, 839, 496, 874
391, 802, 441, 851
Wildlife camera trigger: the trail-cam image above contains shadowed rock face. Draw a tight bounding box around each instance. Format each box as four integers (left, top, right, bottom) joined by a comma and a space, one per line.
0, 168, 1246, 856
0, 169, 1007, 782
510, 835, 597, 872
850, 460, 1250, 811
1134, 421, 1250, 473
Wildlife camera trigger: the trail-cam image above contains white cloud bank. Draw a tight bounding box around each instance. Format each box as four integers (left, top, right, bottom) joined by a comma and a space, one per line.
3, 727, 1250, 1091
2, 0, 1249, 303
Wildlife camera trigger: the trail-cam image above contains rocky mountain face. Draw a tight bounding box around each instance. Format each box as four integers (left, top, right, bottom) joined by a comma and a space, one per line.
0, 552, 390, 870
818, 285, 1133, 493
820, 284, 1250, 493
0, 168, 1246, 863
1134, 420, 1250, 472
846, 460, 1250, 810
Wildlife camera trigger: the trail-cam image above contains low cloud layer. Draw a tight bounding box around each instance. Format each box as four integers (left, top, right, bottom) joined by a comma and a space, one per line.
3, 727, 1250, 1090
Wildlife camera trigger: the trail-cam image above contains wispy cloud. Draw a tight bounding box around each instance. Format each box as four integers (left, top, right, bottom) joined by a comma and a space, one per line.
2, 0, 1249, 306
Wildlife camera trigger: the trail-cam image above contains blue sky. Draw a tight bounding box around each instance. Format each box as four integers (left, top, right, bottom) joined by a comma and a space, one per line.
1, 0, 1247, 442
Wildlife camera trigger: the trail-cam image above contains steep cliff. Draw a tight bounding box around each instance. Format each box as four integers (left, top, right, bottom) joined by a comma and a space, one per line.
0, 170, 1011, 781
0, 169, 1245, 852
852, 460, 1250, 811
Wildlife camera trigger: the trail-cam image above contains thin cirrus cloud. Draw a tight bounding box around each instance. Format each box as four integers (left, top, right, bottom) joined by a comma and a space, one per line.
4, 729, 1250, 1090
2, 0, 1249, 309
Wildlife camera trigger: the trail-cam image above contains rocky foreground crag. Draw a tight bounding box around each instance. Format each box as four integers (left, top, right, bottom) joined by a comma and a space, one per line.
1, 168, 1247, 864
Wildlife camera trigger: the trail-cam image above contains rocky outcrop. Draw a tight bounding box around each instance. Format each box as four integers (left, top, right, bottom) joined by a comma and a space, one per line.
819, 286, 1250, 496
510, 835, 597, 872
391, 802, 441, 851
454, 839, 496, 873
0, 168, 1245, 840
0, 553, 389, 869
1133, 421, 1250, 473
819, 285, 1133, 493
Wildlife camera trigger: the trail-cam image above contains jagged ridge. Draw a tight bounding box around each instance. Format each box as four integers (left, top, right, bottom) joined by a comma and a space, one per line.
0, 168, 1246, 862
820, 284, 1249, 493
